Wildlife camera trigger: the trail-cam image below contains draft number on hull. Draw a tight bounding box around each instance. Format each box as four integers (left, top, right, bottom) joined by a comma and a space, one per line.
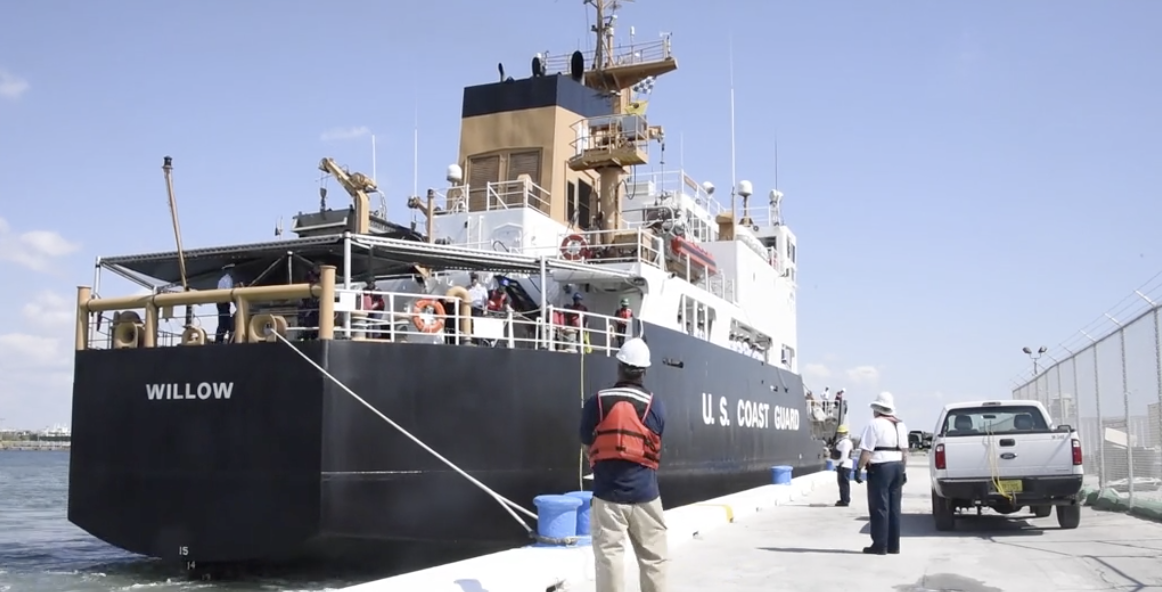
700, 393, 801, 431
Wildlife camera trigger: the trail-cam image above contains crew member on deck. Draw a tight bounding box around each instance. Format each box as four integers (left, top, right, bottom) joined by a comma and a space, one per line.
855, 392, 909, 555
486, 278, 511, 313
833, 424, 853, 507
215, 263, 236, 343
613, 298, 633, 347
467, 272, 488, 317
580, 338, 668, 592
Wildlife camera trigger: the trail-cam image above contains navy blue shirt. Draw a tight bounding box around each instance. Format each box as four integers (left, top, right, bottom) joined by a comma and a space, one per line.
579, 381, 666, 504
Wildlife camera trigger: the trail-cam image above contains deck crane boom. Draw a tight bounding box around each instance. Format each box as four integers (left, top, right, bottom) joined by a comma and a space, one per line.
318, 157, 376, 235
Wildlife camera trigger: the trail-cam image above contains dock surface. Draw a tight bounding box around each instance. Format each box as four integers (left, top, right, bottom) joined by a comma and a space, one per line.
570, 459, 1162, 592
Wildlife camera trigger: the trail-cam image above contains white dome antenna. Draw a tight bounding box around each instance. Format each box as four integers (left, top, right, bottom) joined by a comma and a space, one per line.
702, 181, 715, 196
737, 180, 753, 198
446, 164, 463, 184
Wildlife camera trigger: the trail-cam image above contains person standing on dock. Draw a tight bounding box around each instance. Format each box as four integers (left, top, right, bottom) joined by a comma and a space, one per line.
855, 392, 909, 555
215, 263, 236, 343
833, 424, 853, 507
579, 337, 668, 592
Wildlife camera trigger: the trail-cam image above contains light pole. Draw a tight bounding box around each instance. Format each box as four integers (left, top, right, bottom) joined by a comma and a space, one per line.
1023, 346, 1048, 375
1023, 346, 1048, 404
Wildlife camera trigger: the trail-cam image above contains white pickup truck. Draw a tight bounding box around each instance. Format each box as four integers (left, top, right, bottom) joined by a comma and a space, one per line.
929, 400, 1084, 531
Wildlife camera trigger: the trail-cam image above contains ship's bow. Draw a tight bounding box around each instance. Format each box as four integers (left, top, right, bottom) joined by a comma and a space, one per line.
68, 342, 326, 563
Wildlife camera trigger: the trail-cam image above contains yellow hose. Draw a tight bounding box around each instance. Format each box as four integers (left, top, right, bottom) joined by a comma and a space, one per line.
986, 427, 1016, 504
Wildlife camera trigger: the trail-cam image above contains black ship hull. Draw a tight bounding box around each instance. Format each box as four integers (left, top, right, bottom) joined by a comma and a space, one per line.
68, 323, 823, 564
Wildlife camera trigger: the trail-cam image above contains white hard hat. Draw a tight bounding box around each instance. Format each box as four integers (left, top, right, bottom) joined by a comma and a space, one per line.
615, 338, 651, 368
870, 391, 896, 414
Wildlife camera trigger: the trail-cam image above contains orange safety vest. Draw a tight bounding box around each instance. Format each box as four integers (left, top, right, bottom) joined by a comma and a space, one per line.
486, 289, 508, 311
588, 386, 662, 470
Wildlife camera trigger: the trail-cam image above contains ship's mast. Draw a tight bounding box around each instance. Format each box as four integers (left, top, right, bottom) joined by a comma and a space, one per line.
571, 0, 677, 236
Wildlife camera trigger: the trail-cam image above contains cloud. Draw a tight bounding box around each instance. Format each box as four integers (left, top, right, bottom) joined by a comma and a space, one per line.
803, 363, 831, 384
320, 126, 370, 142
0, 332, 66, 368
0, 68, 29, 100
0, 216, 81, 272
844, 365, 881, 386
22, 291, 74, 329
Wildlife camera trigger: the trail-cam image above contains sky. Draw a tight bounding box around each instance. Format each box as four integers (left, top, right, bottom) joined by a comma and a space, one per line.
1, 1, 1160, 430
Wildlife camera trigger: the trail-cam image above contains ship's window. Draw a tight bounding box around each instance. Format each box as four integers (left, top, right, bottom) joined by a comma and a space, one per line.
566, 181, 578, 226
578, 180, 594, 230
468, 154, 501, 212
788, 241, 797, 263
507, 150, 545, 213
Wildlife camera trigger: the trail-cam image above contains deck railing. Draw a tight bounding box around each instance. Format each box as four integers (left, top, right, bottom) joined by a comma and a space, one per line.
78, 274, 638, 357
436, 179, 551, 216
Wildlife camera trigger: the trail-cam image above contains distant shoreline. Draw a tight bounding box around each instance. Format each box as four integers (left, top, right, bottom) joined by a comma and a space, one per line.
0, 442, 70, 451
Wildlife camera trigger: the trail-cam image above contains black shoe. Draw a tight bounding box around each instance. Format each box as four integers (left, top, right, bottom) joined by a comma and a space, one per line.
862, 546, 887, 555
887, 548, 900, 555
835, 501, 849, 507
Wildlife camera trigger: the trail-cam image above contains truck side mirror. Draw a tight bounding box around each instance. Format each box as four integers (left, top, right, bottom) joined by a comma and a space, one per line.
1056, 424, 1072, 432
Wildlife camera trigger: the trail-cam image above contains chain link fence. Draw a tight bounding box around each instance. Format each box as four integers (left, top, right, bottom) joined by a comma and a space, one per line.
1012, 279, 1162, 509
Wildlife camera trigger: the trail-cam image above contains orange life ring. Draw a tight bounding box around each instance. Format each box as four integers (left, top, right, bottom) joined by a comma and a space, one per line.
560, 234, 590, 261
411, 299, 446, 333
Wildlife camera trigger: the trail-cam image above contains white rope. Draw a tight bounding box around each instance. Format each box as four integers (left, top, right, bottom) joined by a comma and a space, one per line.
272, 332, 536, 532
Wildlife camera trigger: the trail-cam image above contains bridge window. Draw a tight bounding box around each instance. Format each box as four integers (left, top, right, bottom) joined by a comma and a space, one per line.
578, 180, 594, 229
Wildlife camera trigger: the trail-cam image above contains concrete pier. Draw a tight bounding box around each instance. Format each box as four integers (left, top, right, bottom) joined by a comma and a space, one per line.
567, 458, 1162, 591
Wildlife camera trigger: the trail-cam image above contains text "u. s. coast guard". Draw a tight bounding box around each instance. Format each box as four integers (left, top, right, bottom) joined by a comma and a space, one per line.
146, 382, 234, 401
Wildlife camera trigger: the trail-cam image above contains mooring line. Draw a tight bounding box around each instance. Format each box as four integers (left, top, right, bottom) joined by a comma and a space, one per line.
272, 332, 535, 532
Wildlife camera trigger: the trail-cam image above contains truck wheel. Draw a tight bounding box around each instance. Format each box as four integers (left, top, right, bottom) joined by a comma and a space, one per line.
932, 489, 955, 531
1032, 505, 1052, 518
1056, 504, 1081, 529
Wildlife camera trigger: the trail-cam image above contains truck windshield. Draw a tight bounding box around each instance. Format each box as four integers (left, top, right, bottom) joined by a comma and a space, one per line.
939, 405, 1050, 436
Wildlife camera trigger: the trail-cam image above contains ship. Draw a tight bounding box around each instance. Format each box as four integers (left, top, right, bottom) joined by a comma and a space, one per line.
67, 0, 846, 569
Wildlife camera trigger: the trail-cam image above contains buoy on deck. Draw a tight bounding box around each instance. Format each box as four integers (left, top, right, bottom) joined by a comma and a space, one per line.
532, 494, 583, 546
771, 465, 793, 485
564, 490, 594, 545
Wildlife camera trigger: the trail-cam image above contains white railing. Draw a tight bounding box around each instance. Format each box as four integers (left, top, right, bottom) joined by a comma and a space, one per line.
435, 179, 552, 216
542, 36, 674, 75
570, 114, 651, 155
89, 288, 641, 358
624, 169, 724, 219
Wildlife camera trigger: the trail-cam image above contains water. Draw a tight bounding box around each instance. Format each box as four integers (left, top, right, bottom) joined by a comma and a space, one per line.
0, 451, 372, 592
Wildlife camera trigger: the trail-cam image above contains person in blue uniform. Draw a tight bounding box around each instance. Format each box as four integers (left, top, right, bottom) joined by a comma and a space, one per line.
579, 337, 668, 592
855, 392, 909, 555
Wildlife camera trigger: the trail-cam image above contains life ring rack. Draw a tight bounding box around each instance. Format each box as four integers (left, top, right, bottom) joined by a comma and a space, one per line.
411, 299, 447, 333
559, 234, 591, 261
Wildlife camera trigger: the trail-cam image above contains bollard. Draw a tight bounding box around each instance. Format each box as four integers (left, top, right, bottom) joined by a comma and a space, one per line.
771, 465, 793, 485
564, 490, 594, 545
533, 495, 584, 546
825, 459, 835, 471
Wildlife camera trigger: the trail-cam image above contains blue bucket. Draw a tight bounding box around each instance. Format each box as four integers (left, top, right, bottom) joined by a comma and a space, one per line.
825, 459, 835, 471
771, 465, 793, 485
533, 495, 583, 545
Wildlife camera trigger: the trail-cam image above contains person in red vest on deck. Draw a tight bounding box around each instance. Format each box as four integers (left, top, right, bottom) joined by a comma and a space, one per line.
579, 338, 668, 592
486, 277, 511, 313
613, 297, 633, 347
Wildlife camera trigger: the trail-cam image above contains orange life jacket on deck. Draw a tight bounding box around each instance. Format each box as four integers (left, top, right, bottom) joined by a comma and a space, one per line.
615, 307, 633, 328
486, 289, 508, 312
588, 386, 662, 470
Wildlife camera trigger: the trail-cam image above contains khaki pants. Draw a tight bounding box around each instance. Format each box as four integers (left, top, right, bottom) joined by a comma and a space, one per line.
591, 496, 668, 592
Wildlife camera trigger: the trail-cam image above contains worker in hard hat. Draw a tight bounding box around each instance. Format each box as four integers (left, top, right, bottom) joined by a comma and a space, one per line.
613, 297, 634, 347
832, 425, 854, 507
579, 337, 668, 592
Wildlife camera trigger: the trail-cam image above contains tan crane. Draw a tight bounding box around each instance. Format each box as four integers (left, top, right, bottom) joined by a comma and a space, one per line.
318, 157, 376, 235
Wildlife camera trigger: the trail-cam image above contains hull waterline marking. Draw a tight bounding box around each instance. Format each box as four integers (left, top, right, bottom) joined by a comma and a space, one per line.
146, 382, 235, 400
700, 393, 801, 430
